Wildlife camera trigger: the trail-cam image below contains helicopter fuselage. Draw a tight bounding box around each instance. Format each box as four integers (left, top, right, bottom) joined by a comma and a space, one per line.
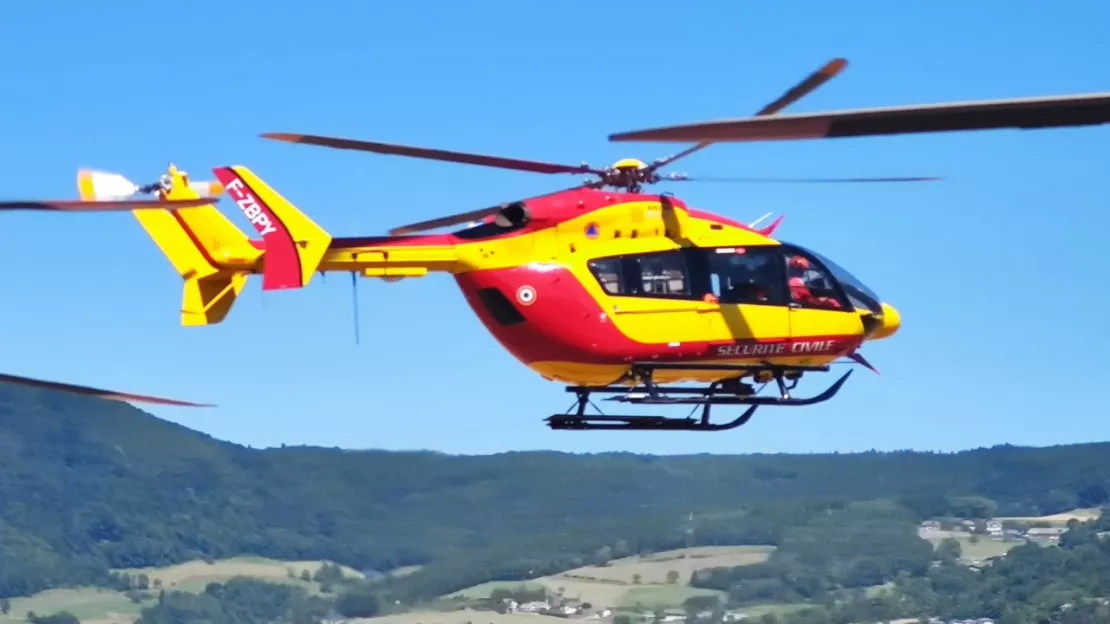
321, 187, 901, 386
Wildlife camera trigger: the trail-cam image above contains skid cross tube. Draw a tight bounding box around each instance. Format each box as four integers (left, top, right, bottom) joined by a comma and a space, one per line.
545, 361, 852, 432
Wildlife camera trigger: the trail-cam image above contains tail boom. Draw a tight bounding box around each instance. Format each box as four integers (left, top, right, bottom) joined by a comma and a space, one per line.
82, 164, 463, 327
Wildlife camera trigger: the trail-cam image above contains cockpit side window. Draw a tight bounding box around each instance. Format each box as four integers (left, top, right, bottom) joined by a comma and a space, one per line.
588, 257, 624, 295
802, 248, 883, 314
705, 247, 787, 306
782, 251, 850, 311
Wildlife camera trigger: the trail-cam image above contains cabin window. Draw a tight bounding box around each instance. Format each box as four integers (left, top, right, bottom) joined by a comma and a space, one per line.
705, 247, 787, 305
782, 250, 848, 311
587, 257, 624, 295
631, 250, 690, 297
587, 250, 694, 299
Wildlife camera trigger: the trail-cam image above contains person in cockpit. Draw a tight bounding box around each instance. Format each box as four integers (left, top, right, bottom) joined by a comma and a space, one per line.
786, 255, 842, 310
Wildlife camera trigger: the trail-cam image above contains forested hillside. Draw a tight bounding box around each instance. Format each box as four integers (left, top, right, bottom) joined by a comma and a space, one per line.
3, 379, 1110, 602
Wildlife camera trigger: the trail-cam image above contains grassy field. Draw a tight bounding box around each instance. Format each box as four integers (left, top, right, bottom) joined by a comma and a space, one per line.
445, 546, 774, 612
353, 610, 568, 624
919, 529, 1023, 562
0, 556, 366, 624
994, 507, 1102, 525
557, 546, 773, 586
0, 587, 147, 624
116, 555, 364, 591
917, 507, 1100, 565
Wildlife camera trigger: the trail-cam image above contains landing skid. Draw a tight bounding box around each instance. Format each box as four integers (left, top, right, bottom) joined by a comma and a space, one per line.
545, 362, 852, 432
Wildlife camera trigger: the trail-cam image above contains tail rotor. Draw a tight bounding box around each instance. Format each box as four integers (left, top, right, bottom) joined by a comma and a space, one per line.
77, 166, 223, 204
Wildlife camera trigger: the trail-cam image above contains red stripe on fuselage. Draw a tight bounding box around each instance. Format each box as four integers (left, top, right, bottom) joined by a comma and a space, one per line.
454, 265, 862, 367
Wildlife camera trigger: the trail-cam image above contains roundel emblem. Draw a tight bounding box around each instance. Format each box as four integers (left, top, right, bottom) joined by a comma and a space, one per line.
516, 285, 537, 306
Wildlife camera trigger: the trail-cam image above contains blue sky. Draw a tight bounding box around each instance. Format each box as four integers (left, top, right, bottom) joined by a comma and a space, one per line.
2, 0, 1108, 456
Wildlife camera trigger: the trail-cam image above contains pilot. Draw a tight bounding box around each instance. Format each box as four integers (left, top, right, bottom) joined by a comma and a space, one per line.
786, 255, 842, 310
786, 256, 812, 302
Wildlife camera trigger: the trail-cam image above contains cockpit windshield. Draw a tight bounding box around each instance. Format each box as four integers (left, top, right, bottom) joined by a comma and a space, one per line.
788, 244, 883, 314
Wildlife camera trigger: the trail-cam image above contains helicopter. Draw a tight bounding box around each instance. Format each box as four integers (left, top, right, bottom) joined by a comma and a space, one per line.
0, 193, 218, 407
68, 58, 1110, 431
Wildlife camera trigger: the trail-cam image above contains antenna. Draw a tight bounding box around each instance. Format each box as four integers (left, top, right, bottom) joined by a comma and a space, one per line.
748, 212, 773, 228
351, 271, 361, 345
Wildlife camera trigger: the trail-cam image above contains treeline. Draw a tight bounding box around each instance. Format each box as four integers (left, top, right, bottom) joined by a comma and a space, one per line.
5, 379, 1110, 599
373, 499, 860, 603
138, 578, 336, 624
763, 512, 1110, 624
689, 500, 933, 606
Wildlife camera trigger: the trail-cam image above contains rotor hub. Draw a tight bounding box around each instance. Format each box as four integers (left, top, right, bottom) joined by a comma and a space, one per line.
610, 157, 648, 170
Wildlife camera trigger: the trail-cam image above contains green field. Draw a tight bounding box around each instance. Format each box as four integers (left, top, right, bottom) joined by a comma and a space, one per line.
920, 530, 1022, 562
116, 555, 364, 592
917, 507, 1096, 565
0, 556, 366, 624
445, 546, 773, 612
0, 587, 148, 624
362, 611, 568, 624
994, 507, 1102, 525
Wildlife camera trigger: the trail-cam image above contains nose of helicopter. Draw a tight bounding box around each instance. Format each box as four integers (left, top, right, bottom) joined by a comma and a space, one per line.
869, 302, 901, 340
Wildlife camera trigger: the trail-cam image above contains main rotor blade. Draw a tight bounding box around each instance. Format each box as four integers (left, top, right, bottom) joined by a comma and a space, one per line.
388, 185, 583, 236
648, 57, 849, 171
389, 204, 506, 236
754, 57, 848, 117
610, 92, 1110, 143
262, 132, 606, 176
665, 175, 940, 183
0, 198, 217, 211
0, 372, 214, 407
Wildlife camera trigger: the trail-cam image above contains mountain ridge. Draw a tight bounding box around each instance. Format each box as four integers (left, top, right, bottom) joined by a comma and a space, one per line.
2, 379, 1109, 602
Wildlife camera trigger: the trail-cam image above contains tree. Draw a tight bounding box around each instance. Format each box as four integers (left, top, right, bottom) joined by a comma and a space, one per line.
0, 599, 9, 615
29, 612, 80, 624
594, 546, 613, 566
936, 537, 962, 563
632, 573, 642, 585
666, 570, 680, 584
335, 587, 381, 618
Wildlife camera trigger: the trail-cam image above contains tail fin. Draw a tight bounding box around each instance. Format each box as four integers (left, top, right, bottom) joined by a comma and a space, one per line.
78, 166, 260, 326
212, 165, 332, 291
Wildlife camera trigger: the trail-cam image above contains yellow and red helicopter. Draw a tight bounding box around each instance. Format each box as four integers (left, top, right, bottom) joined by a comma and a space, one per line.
0, 193, 218, 407
68, 58, 1110, 431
